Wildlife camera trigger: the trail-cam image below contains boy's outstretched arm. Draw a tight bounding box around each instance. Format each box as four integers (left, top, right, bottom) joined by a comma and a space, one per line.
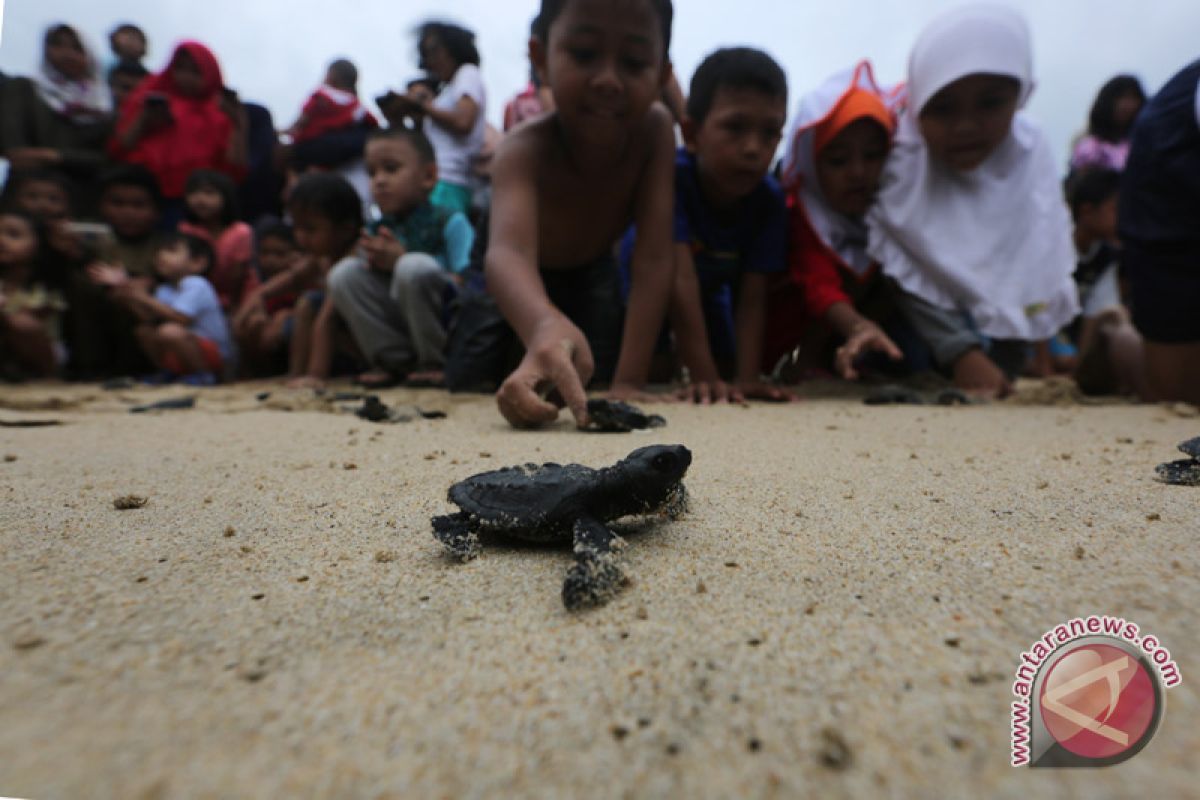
488, 135, 593, 428
612, 105, 677, 397
669, 243, 730, 403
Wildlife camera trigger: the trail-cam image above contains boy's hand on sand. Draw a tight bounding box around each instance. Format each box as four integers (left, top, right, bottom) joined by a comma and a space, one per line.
677, 380, 737, 405
497, 322, 593, 429
359, 228, 405, 273
953, 348, 1012, 399
835, 322, 904, 380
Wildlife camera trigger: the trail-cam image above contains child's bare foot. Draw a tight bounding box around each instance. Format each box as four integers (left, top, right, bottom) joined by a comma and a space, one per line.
952, 349, 1012, 399
286, 375, 324, 390
405, 370, 445, 388
355, 369, 402, 389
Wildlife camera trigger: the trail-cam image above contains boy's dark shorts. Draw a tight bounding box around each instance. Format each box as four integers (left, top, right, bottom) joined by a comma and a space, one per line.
1125, 241, 1200, 343
445, 256, 625, 392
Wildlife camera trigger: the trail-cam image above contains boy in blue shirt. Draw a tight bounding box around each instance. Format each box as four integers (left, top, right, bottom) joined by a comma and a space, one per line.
328, 127, 474, 387
89, 232, 234, 385
670, 48, 791, 403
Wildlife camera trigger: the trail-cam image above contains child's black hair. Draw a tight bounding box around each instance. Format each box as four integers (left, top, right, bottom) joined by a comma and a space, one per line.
287, 173, 364, 229
109, 22, 147, 45
155, 231, 215, 274
255, 219, 295, 247
327, 58, 359, 91
416, 21, 481, 69
533, 0, 673, 56
108, 58, 149, 84
0, 206, 44, 249
367, 126, 437, 165
97, 163, 162, 209
0, 168, 74, 215
686, 47, 787, 125
183, 169, 239, 226
1065, 168, 1122, 220
1087, 74, 1147, 143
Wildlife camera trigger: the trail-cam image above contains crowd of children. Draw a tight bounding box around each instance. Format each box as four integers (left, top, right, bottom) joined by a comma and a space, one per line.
2, 1, 1198, 420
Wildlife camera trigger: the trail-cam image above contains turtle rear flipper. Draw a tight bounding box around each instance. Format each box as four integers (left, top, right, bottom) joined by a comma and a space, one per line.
562, 516, 627, 610
432, 512, 481, 561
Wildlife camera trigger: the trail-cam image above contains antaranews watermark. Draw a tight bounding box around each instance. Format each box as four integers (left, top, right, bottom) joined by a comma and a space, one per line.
1011, 615, 1181, 768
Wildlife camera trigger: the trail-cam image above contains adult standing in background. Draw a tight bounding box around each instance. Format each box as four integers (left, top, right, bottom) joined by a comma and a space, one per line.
406, 21, 487, 214
1, 24, 114, 208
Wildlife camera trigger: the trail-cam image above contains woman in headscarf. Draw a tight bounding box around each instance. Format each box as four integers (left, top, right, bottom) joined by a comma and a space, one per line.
0, 24, 114, 205
763, 61, 905, 380
867, 3, 1078, 399
108, 41, 247, 224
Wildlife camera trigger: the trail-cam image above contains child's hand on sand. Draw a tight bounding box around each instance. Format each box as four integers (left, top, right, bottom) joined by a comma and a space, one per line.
835, 321, 904, 380
497, 321, 592, 429
359, 228, 405, 273
677, 379, 737, 405
953, 348, 1012, 399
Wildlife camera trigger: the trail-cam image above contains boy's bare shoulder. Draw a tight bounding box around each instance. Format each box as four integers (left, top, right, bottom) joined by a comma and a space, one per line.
494, 114, 561, 172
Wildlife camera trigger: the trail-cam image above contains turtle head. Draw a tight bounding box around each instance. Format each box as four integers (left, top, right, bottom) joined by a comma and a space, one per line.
617, 444, 692, 510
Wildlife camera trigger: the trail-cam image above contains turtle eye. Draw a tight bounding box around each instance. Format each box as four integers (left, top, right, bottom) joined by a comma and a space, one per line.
651, 452, 674, 472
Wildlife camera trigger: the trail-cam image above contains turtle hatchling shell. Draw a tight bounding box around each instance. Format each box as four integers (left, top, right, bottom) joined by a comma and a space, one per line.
448, 462, 596, 527
1177, 436, 1200, 459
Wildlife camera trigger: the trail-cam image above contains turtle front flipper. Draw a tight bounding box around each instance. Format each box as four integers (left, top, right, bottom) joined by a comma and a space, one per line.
562, 515, 627, 610
432, 512, 481, 562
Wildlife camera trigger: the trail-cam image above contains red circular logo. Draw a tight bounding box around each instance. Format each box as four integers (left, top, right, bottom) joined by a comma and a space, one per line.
1039, 643, 1157, 760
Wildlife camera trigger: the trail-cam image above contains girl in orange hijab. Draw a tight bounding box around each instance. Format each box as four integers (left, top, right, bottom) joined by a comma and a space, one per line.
763, 62, 905, 380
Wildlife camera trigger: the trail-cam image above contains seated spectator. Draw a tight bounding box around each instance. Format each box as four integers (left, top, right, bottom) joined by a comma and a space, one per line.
1, 24, 114, 210
89, 232, 233, 385
329, 127, 474, 388
177, 169, 257, 310
107, 59, 149, 112
0, 209, 65, 379
231, 220, 300, 374
107, 23, 148, 74
108, 41, 248, 226
1070, 75, 1146, 173
283, 59, 377, 145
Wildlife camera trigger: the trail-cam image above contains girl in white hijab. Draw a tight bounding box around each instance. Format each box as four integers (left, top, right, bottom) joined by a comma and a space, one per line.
868, 4, 1078, 398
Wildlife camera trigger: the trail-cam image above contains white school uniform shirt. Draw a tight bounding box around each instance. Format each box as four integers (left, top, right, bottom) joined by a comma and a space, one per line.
867, 3, 1079, 340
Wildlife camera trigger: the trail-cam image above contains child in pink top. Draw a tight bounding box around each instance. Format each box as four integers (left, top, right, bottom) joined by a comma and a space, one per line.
177, 168, 257, 310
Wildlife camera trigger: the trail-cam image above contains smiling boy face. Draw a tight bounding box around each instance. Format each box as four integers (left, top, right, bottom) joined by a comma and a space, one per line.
685, 86, 785, 208
532, 0, 669, 153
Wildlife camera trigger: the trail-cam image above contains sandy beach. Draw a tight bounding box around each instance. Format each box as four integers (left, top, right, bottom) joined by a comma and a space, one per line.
0, 382, 1196, 799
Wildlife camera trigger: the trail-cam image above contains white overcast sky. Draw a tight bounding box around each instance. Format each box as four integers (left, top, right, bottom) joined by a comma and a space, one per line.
2, 0, 1198, 166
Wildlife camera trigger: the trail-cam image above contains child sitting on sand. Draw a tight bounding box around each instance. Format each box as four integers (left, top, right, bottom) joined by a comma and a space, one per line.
283, 173, 364, 388
1118, 58, 1200, 404
1059, 168, 1144, 395
89, 233, 234, 385
230, 220, 301, 374
764, 61, 905, 382
0, 209, 65, 378
868, 4, 1079, 399
328, 127, 474, 388
283, 59, 378, 145
445, 0, 677, 428
661, 47, 791, 404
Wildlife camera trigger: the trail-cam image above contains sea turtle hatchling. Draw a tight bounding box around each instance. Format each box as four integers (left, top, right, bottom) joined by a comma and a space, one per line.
1155, 435, 1200, 486
585, 399, 666, 432
431, 444, 692, 609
